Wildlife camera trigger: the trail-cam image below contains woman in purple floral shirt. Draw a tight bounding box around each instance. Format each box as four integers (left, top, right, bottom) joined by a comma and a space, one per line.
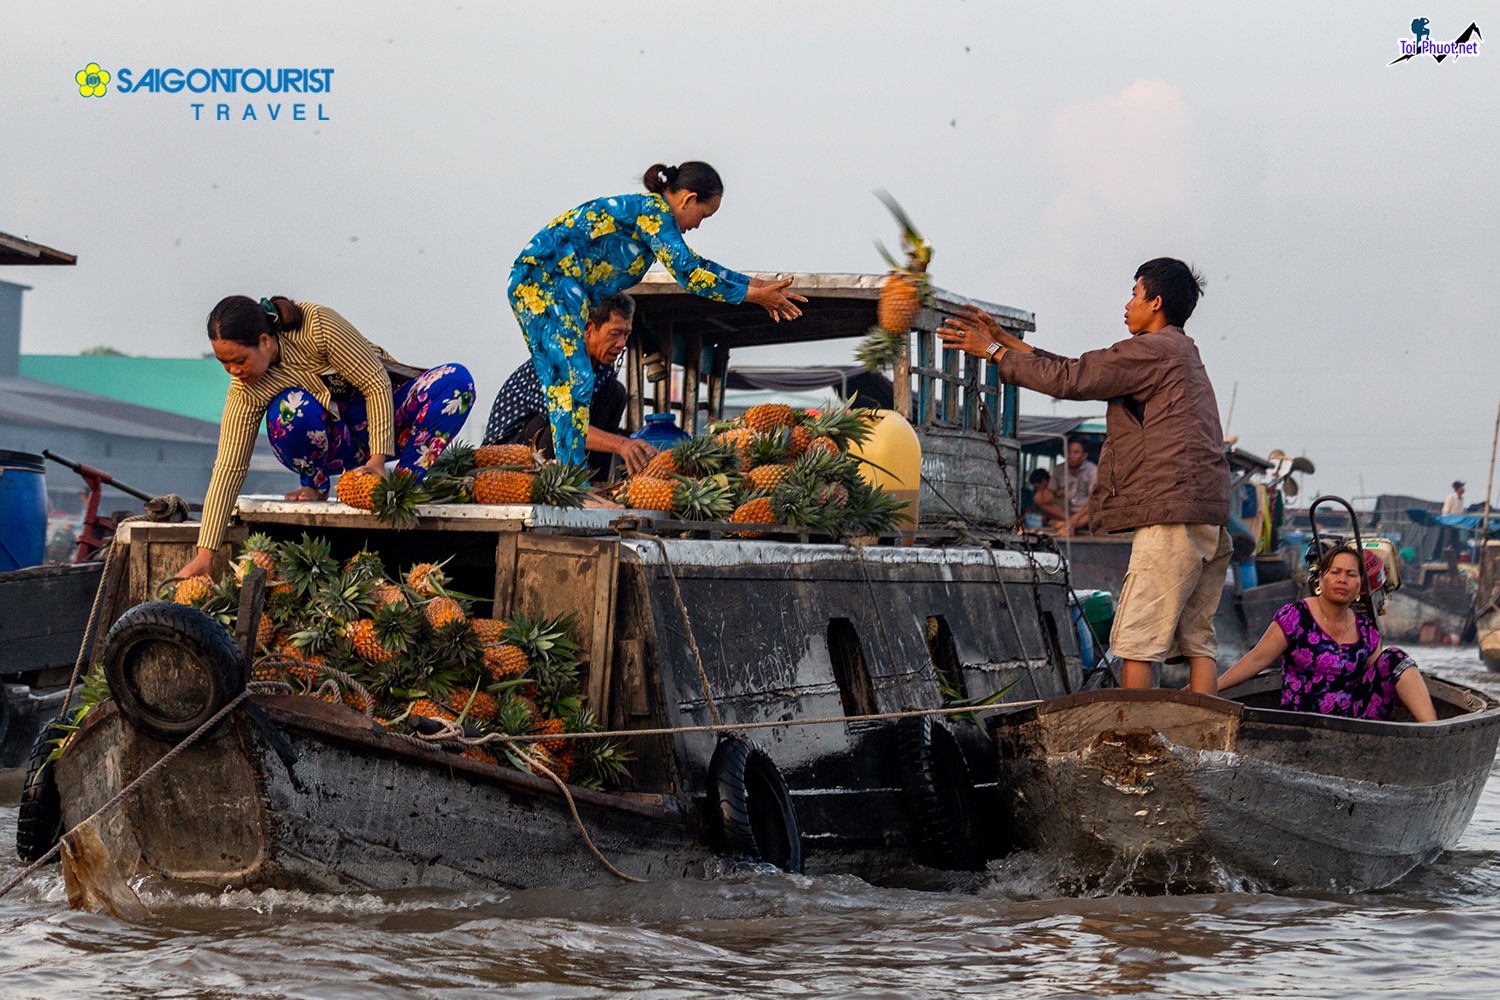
1215, 546, 1437, 722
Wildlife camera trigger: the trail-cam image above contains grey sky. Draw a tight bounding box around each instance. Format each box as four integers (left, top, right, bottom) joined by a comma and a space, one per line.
6, 1, 1496, 505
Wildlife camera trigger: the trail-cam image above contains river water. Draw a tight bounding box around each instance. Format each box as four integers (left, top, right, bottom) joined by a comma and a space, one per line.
3, 645, 1497, 999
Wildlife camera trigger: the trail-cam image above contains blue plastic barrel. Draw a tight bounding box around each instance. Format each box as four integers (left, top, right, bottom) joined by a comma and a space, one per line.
630, 412, 690, 450
0, 449, 48, 572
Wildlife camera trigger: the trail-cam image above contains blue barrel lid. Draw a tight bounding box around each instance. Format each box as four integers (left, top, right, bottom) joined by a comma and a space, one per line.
0, 449, 45, 472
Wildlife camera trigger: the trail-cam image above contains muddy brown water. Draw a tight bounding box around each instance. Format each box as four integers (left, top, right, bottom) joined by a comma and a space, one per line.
4, 645, 1499, 999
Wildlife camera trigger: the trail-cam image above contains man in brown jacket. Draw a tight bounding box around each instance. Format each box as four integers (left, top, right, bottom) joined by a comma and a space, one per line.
938, 258, 1230, 694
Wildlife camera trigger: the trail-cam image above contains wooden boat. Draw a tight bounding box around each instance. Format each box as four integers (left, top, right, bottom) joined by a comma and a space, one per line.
989, 674, 1500, 892
35, 274, 1093, 896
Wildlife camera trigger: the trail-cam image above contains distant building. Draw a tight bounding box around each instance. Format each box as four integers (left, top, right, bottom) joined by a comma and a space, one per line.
0, 271, 295, 517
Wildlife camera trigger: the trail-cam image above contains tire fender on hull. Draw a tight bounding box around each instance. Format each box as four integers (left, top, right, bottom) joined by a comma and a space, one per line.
897, 715, 985, 870
705, 736, 803, 873
14, 716, 68, 863
101, 601, 246, 744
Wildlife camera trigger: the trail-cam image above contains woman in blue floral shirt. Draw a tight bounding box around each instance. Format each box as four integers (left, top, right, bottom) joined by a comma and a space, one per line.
508, 161, 805, 466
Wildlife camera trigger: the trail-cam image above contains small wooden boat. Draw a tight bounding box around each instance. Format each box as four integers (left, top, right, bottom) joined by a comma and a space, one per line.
989, 674, 1500, 892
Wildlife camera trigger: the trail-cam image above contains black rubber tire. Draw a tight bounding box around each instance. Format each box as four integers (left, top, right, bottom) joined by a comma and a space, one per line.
706, 737, 803, 873
15, 716, 69, 864
101, 601, 246, 743
897, 716, 985, 871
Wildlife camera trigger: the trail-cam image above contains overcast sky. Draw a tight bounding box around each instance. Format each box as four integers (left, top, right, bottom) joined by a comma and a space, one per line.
6, 1, 1497, 505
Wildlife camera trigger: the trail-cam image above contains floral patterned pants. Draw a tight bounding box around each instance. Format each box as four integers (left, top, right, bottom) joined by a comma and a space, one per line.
266, 364, 475, 491
507, 262, 596, 467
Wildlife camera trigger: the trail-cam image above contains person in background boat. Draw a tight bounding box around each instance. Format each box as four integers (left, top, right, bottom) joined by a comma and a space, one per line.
507, 161, 807, 469
1056, 438, 1096, 536
937, 257, 1230, 695
1022, 467, 1065, 529
1442, 481, 1466, 515
1215, 546, 1438, 722
174, 296, 475, 580
483, 293, 654, 481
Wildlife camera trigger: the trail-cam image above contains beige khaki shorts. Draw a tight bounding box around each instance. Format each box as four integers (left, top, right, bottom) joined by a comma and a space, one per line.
1110, 523, 1234, 662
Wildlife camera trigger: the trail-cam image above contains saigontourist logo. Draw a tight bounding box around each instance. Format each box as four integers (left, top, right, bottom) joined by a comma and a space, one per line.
75, 63, 110, 97
1389, 18, 1483, 64
69, 62, 335, 122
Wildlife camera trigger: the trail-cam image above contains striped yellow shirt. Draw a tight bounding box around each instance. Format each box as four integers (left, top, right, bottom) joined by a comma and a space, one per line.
197, 303, 399, 551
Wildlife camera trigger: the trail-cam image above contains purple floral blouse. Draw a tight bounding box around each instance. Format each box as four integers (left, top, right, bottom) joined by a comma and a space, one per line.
1273, 600, 1414, 720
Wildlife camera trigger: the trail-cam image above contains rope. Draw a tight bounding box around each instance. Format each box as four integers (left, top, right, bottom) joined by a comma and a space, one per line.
252, 653, 375, 718
0, 688, 251, 902
847, 540, 907, 696
638, 536, 721, 727
510, 745, 645, 883
395, 698, 1043, 751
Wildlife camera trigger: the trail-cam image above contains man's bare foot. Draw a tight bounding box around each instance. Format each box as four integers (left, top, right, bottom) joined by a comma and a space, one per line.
284, 486, 328, 502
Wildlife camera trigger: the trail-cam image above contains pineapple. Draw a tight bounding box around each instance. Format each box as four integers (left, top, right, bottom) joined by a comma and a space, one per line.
858, 192, 934, 372
405, 558, 452, 599
532, 716, 570, 757
567, 705, 632, 789
254, 614, 277, 650
717, 427, 756, 465
459, 745, 497, 765
239, 532, 282, 579
472, 468, 535, 504
445, 687, 499, 723
745, 427, 791, 469
430, 618, 485, 676
172, 575, 214, 606
345, 602, 420, 665
423, 595, 467, 630
493, 691, 543, 737
342, 546, 386, 583
474, 443, 537, 468
785, 424, 812, 461
746, 463, 792, 494
335, 468, 380, 510
408, 698, 456, 723
804, 398, 878, 452
311, 571, 379, 625
505, 611, 582, 715
807, 436, 839, 456
622, 475, 674, 512
421, 472, 474, 505
532, 462, 593, 508
372, 582, 408, 610
743, 403, 798, 435
342, 688, 375, 715
470, 617, 506, 645
482, 642, 530, 681
730, 496, 777, 537
644, 435, 738, 480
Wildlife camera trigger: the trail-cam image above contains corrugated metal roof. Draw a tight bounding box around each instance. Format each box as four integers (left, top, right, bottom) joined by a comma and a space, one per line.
0, 376, 220, 443
0, 232, 77, 266
20, 355, 229, 424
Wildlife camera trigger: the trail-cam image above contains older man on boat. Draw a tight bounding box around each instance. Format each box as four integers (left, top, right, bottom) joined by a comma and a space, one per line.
939, 257, 1230, 695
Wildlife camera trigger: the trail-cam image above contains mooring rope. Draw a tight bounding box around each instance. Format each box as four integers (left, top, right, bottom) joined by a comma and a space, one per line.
638, 535, 722, 726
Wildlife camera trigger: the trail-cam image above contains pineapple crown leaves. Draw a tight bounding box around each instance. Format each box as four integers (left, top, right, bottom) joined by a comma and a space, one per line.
502, 610, 583, 680
428, 439, 477, 477
532, 461, 594, 508
289, 617, 344, 655
420, 471, 475, 505
278, 533, 340, 597
746, 426, 792, 467
310, 571, 380, 625
670, 434, 740, 477
342, 547, 387, 583
404, 556, 454, 597
242, 531, 282, 559
372, 601, 424, 652
671, 473, 737, 522
430, 618, 485, 675
874, 190, 932, 270
855, 329, 907, 374
370, 468, 425, 529
804, 399, 878, 450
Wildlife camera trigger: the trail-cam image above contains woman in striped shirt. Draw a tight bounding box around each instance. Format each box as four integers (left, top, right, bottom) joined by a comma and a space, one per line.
509, 161, 806, 467
175, 295, 474, 579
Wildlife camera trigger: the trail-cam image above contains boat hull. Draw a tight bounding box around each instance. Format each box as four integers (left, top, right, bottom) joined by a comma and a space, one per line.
991, 682, 1500, 891
57, 699, 712, 893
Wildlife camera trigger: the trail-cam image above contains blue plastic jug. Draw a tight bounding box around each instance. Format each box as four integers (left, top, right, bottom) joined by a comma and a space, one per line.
0, 449, 48, 572
630, 412, 690, 450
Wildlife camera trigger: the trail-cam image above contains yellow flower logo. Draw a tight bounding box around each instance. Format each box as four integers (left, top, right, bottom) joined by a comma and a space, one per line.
635, 214, 661, 237
514, 282, 554, 316
75, 62, 111, 98
687, 267, 718, 293
588, 212, 617, 238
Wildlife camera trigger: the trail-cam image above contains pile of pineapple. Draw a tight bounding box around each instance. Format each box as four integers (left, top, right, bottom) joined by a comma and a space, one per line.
331, 443, 595, 527
166, 532, 630, 788
615, 398, 908, 538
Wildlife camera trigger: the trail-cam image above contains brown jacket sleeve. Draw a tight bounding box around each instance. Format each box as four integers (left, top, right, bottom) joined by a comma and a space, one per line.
997, 336, 1160, 402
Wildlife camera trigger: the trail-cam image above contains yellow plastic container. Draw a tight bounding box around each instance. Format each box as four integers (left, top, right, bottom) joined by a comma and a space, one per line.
847, 408, 921, 541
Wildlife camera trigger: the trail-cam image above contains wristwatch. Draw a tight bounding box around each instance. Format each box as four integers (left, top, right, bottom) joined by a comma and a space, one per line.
984, 341, 1002, 359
